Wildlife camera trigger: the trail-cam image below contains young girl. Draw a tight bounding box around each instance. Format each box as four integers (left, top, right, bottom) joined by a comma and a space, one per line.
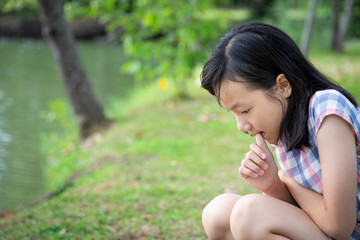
200, 22, 360, 240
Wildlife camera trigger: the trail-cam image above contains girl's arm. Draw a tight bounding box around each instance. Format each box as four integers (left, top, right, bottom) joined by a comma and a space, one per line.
280, 115, 357, 240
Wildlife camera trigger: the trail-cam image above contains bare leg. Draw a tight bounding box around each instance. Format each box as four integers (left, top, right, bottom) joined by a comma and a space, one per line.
230, 194, 329, 240
202, 193, 241, 240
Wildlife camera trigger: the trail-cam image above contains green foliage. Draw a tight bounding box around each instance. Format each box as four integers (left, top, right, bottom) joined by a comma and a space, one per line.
1, 0, 37, 13
39, 100, 69, 126
63, 0, 228, 98
115, 0, 226, 98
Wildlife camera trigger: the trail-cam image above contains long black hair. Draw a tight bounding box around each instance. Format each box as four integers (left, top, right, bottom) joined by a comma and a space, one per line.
201, 22, 358, 150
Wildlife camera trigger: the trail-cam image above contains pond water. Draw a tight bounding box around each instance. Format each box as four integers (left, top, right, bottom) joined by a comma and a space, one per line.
0, 39, 133, 212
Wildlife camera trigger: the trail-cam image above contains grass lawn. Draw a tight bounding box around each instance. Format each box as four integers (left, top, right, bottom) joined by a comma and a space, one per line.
0, 41, 359, 239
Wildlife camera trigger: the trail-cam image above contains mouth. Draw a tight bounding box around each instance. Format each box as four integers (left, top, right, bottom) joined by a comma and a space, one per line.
260, 131, 265, 138
248, 131, 265, 138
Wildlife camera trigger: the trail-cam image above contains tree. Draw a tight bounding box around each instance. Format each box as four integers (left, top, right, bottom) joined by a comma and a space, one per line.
300, 0, 317, 56
331, 0, 354, 52
36, 0, 110, 137
63, 0, 227, 98
348, 0, 360, 38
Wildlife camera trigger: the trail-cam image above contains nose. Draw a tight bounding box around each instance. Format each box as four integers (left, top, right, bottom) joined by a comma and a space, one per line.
235, 115, 252, 133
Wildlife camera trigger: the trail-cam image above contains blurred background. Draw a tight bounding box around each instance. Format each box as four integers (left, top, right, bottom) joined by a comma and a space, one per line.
0, 0, 359, 228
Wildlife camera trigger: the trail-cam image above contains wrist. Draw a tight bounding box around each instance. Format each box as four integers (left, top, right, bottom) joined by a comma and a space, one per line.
262, 176, 283, 197
263, 173, 298, 205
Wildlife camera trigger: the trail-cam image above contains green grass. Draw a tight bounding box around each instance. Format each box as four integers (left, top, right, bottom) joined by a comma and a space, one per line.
1, 41, 360, 240
0, 84, 256, 240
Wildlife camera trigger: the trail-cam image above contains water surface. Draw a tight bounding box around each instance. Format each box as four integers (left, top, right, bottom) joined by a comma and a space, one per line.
0, 39, 133, 212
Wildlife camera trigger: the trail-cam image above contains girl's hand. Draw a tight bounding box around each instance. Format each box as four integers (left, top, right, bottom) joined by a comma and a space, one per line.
239, 133, 280, 193
278, 169, 293, 185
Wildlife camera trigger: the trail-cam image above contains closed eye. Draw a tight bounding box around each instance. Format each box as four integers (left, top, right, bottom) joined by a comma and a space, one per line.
241, 109, 250, 114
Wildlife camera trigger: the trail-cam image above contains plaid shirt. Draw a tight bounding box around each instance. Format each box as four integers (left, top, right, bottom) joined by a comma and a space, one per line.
275, 89, 360, 240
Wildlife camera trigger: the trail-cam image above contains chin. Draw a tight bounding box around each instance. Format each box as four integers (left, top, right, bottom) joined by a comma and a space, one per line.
265, 137, 276, 145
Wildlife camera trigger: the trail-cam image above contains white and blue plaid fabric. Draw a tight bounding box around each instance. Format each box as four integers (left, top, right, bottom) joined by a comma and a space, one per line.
275, 89, 360, 240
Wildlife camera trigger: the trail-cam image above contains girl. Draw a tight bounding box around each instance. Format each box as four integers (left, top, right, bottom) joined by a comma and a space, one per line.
200, 22, 360, 240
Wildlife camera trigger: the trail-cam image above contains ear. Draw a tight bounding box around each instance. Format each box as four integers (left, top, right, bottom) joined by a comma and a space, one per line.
275, 73, 292, 99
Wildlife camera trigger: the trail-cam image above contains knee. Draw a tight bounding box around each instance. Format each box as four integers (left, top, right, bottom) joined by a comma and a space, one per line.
230, 194, 264, 239
202, 193, 240, 240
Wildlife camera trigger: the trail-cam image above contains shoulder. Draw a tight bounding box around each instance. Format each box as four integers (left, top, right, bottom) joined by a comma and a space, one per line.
309, 89, 354, 118
309, 89, 349, 109
308, 89, 359, 136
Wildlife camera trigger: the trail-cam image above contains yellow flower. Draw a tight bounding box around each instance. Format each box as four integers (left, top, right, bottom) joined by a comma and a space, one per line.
157, 78, 168, 90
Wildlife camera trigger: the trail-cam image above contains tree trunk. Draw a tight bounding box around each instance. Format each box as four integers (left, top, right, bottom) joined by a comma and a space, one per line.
37, 0, 110, 137
332, 0, 353, 52
331, 0, 341, 51
339, 0, 354, 52
300, 0, 317, 57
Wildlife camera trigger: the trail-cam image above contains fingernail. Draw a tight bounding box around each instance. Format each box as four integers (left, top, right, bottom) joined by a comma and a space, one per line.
261, 153, 266, 159
252, 173, 258, 178
263, 164, 268, 169
259, 170, 264, 175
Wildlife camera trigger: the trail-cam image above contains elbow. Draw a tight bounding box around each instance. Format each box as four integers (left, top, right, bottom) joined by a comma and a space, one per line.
324, 215, 356, 240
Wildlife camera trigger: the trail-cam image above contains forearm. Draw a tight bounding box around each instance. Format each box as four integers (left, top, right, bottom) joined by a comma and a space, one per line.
282, 174, 356, 239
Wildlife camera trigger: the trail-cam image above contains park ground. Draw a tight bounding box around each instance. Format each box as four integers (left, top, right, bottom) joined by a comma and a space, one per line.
0, 41, 360, 239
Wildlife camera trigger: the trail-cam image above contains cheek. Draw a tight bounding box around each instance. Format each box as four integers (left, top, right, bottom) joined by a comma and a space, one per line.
271, 105, 284, 131
262, 102, 283, 129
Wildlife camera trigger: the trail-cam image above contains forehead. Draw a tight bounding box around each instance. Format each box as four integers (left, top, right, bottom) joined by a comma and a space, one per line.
219, 80, 261, 108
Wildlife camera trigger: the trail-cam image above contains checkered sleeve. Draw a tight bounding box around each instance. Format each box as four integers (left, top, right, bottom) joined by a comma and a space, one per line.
309, 89, 359, 141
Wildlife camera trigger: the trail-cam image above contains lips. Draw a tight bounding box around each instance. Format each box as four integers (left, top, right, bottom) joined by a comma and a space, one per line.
260, 131, 265, 138
249, 131, 265, 139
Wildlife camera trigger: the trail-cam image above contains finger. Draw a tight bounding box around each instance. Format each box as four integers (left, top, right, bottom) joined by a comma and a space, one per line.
245, 150, 268, 170
255, 133, 267, 147
239, 165, 258, 178
249, 143, 267, 160
255, 133, 268, 149
242, 157, 265, 176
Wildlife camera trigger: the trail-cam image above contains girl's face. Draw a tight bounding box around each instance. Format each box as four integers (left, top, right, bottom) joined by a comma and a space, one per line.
219, 78, 289, 144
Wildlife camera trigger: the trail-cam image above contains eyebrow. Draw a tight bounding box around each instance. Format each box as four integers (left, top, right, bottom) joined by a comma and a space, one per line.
229, 102, 247, 111
220, 101, 247, 111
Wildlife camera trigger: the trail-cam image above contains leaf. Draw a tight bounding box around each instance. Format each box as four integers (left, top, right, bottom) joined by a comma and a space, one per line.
135, 131, 146, 138
0, 211, 14, 219
121, 60, 142, 75
142, 12, 157, 26
99, 182, 115, 190
157, 78, 168, 91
